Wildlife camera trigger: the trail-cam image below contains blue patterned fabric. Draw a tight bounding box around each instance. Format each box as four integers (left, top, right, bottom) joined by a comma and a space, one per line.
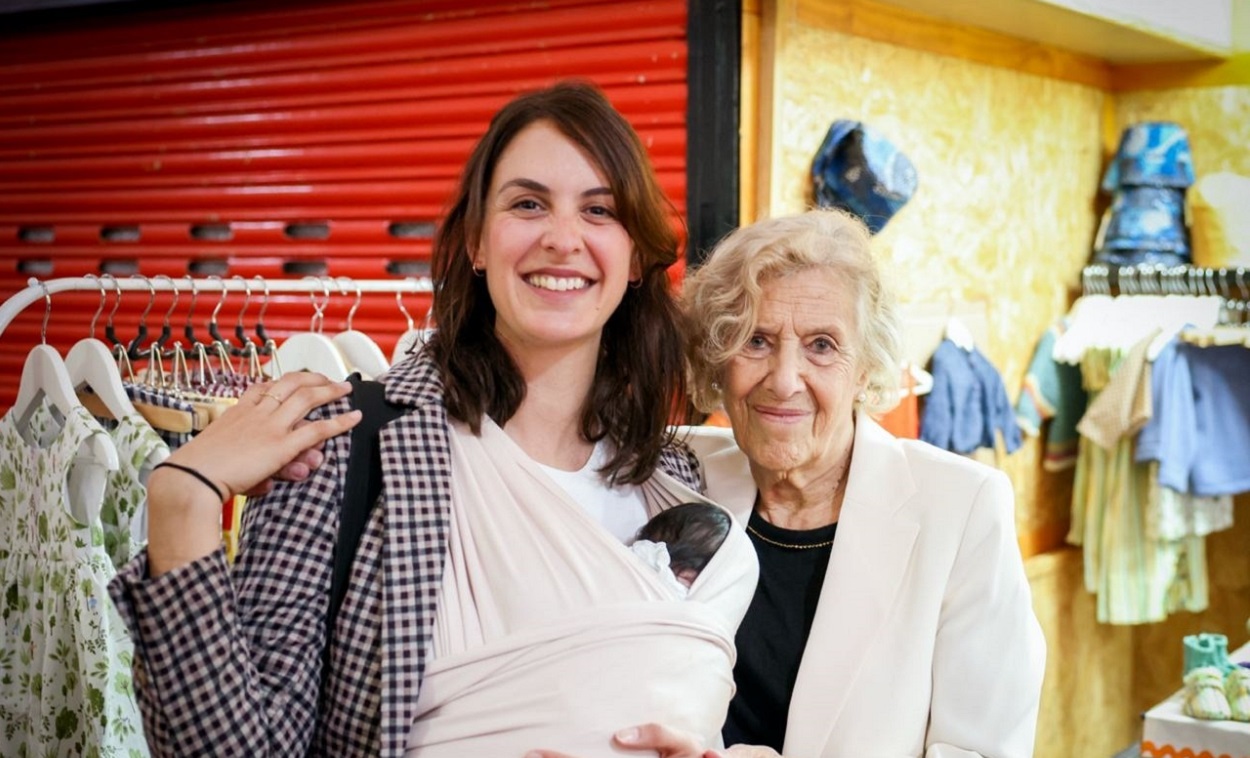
1101, 121, 1195, 191
1094, 122, 1195, 267
811, 120, 917, 234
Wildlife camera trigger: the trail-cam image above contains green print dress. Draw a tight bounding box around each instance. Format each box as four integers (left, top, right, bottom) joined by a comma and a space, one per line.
0, 400, 149, 757
98, 414, 168, 570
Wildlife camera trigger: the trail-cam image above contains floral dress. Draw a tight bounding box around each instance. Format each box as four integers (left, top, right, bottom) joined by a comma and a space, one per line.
0, 400, 149, 756
98, 414, 168, 570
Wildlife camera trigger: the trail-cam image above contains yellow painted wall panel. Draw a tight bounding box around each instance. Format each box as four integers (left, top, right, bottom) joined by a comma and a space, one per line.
769, 19, 1105, 538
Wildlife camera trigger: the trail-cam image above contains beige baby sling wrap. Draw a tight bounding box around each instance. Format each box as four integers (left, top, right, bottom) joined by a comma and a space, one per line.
405, 418, 758, 756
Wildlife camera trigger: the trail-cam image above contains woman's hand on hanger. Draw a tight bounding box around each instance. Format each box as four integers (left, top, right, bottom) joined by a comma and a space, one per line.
146, 373, 361, 576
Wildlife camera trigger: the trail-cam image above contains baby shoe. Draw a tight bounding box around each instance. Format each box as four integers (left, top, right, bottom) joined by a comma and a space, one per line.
1226, 667, 1250, 722
1184, 633, 1235, 675
1183, 666, 1232, 720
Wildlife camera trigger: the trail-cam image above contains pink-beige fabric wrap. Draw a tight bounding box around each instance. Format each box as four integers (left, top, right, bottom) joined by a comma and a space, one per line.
405, 418, 758, 756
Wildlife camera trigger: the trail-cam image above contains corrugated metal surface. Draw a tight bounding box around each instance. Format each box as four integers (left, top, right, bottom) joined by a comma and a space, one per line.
0, 0, 690, 409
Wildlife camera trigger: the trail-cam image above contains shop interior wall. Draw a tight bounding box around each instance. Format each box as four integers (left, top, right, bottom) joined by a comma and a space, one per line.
748, 1, 1250, 756
1109, 80, 1250, 719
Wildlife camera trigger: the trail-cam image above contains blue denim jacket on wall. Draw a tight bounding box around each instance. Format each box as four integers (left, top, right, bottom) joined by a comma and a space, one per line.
920, 339, 1023, 455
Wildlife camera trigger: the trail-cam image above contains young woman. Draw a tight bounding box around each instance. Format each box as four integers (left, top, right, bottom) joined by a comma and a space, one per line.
109, 81, 755, 757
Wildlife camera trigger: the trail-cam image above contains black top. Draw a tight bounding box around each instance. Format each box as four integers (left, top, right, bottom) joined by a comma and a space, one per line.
722, 510, 837, 752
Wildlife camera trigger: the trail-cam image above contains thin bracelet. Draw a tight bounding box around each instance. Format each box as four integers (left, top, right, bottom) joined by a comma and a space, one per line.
152, 461, 227, 502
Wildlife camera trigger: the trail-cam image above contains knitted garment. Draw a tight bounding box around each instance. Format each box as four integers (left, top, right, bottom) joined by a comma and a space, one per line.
1182, 666, 1232, 720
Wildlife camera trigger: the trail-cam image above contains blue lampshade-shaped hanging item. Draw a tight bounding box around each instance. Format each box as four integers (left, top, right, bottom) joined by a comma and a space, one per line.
812, 120, 917, 234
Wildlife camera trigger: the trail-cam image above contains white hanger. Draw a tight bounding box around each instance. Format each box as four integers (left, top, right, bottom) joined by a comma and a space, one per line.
64, 276, 138, 422
944, 315, 975, 351
66, 339, 137, 419
900, 362, 934, 397
9, 284, 118, 471
269, 335, 350, 381
263, 278, 350, 381
332, 278, 389, 379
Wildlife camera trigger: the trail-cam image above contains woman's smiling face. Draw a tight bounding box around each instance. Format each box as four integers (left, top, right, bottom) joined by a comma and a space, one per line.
473, 120, 636, 357
722, 267, 866, 478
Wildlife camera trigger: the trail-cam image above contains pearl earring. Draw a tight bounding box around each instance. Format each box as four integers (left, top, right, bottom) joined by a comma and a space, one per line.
856, 390, 867, 404
710, 381, 721, 392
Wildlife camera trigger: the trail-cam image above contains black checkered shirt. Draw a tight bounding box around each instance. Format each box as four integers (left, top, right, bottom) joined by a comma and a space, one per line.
109, 350, 706, 757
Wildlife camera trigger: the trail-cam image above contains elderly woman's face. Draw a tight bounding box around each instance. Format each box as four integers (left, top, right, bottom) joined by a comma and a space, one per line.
722, 268, 866, 476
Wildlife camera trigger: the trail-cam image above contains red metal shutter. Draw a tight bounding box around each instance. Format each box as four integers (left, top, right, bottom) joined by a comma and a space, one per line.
0, 0, 689, 409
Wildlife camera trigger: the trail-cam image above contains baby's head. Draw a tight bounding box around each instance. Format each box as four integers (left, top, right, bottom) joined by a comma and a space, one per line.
636, 502, 732, 587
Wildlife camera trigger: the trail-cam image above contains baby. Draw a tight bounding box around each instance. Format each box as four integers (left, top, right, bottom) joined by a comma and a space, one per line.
631, 502, 732, 595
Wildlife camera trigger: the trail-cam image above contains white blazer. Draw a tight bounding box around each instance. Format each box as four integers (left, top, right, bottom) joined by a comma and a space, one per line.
681, 415, 1046, 758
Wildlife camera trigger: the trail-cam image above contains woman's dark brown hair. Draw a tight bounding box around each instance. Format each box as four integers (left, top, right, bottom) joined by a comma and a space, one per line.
427, 80, 685, 485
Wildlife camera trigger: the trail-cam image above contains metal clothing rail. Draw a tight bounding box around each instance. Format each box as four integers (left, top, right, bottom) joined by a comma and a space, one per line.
0, 275, 435, 341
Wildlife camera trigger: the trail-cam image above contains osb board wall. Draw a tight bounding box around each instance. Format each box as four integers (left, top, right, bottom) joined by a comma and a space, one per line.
757, 5, 1250, 757
1027, 548, 1137, 757
763, 3, 1105, 545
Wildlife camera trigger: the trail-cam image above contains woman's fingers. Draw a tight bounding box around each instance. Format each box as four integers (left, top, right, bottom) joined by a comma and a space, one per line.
272, 446, 326, 482
166, 376, 359, 501
521, 723, 706, 758
613, 723, 706, 757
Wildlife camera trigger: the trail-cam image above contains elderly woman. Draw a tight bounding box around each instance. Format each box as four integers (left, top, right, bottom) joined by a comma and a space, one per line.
533, 208, 1045, 758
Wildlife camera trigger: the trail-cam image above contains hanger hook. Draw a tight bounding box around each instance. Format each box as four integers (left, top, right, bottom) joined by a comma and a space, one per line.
154, 274, 180, 329
395, 289, 414, 331
85, 273, 105, 339
39, 281, 52, 345
306, 276, 330, 333
208, 274, 228, 326
252, 275, 271, 328
132, 274, 157, 327
232, 275, 253, 342
337, 276, 363, 332
233, 275, 252, 327
182, 274, 199, 337
102, 273, 122, 330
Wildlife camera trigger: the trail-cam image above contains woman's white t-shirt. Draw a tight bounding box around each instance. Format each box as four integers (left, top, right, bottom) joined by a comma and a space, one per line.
537, 441, 648, 543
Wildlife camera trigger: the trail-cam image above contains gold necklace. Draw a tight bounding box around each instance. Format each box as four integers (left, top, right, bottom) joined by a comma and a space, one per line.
746, 523, 834, 550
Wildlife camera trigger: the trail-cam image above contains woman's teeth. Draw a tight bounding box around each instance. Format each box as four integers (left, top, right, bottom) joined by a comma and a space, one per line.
526, 275, 590, 292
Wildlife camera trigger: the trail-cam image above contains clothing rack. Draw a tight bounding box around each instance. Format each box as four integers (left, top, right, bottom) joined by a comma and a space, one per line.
1082, 263, 1249, 297
0, 275, 435, 341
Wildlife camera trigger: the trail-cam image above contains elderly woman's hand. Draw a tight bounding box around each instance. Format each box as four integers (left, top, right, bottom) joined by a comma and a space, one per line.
524, 723, 720, 758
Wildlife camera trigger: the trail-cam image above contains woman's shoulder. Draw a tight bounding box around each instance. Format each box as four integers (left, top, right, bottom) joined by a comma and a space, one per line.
856, 418, 1013, 523
657, 436, 706, 493
375, 348, 447, 409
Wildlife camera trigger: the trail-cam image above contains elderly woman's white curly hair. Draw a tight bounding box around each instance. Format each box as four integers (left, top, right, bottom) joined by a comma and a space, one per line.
683, 207, 903, 416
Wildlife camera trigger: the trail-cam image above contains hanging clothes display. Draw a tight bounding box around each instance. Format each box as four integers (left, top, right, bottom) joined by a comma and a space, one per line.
1014, 320, 1087, 471
0, 400, 148, 755
1061, 264, 1245, 625
919, 338, 1022, 455
1136, 340, 1250, 498
1067, 335, 1208, 624
0, 275, 434, 744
